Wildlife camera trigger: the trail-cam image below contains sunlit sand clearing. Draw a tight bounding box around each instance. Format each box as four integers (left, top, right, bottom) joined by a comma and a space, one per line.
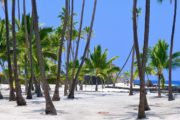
0, 84, 180, 120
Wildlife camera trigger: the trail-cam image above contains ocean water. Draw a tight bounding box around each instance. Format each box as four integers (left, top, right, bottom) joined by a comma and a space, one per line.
134, 80, 180, 87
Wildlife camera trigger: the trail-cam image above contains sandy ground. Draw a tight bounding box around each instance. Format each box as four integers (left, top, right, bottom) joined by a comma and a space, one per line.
0, 84, 180, 120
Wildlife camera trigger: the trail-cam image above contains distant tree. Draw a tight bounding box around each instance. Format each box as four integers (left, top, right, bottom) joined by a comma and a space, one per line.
150, 40, 180, 97
84, 45, 119, 91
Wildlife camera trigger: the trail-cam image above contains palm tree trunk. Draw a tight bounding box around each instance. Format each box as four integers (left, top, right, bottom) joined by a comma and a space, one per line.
24, 55, 28, 93
64, 0, 74, 96
23, 0, 33, 99
12, 0, 26, 106
168, 0, 177, 101
17, 0, 20, 21
141, 0, 150, 112
69, 0, 85, 96
34, 77, 43, 97
115, 45, 134, 85
31, 0, 57, 115
4, 0, 16, 101
52, 0, 69, 101
68, 0, 97, 99
95, 77, 98, 91
133, 0, 151, 118
133, 0, 145, 118
0, 91, 3, 99
129, 45, 135, 95
158, 74, 161, 97
79, 80, 83, 90
64, 40, 69, 96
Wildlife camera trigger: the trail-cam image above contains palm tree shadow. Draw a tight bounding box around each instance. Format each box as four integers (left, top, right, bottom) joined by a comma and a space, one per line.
115, 112, 163, 120
28, 100, 45, 104
31, 109, 69, 115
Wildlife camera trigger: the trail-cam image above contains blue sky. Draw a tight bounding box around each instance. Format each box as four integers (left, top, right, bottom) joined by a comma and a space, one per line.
0, 0, 180, 80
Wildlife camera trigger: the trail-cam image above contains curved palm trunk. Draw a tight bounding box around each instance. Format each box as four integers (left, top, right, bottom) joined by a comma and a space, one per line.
12, 0, 26, 106
68, 0, 97, 99
52, 0, 69, 101
168, 0, 177, 101
31, 0, 57, 115
129, 45, 135, 95
133, 0, 145, 118
69, 0, 85, 97
114, 45, 134, 87
4, 0, 16, 101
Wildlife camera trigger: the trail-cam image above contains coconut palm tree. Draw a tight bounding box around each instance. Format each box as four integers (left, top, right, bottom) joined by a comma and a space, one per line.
22, 0, 33, 99
133, 0, 144, 117
70, 0, 85, 95
12, 0, 26, 105
133, 0, 151, 119
52, 0, 69, 101
68, 0, 97, 99
141, 0, 151, 113
64, 0, 74, 96
129, 6, 141, 96
168, 0, 177, 101
157, 0, 178, 102
31, 0, 57, 115
84, 45, 119, 91
4, 0, 16, 101
150, 40, 180, 97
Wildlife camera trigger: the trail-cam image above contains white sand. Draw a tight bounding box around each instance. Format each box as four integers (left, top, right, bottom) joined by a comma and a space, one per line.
0, 84, 180, 120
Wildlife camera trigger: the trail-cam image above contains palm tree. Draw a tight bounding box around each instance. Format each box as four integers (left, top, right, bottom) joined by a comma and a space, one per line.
168, 0, 177, 101
157, 0, 178, 101
133, 0, 145, 117
84, 45, 119, 91
133, 0, 151, 119
12, 0, 26, 105
129, 6, 141, 96
65, 0, 74, 96
141, 0, 151, 113
52, 0, 69, 101
31, 0, 57, 115
22, 0, 33, 99
4, 0, 16, 101
68, 0, 97, 99
71, 0, 85, 95
150, 40, 180, 97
